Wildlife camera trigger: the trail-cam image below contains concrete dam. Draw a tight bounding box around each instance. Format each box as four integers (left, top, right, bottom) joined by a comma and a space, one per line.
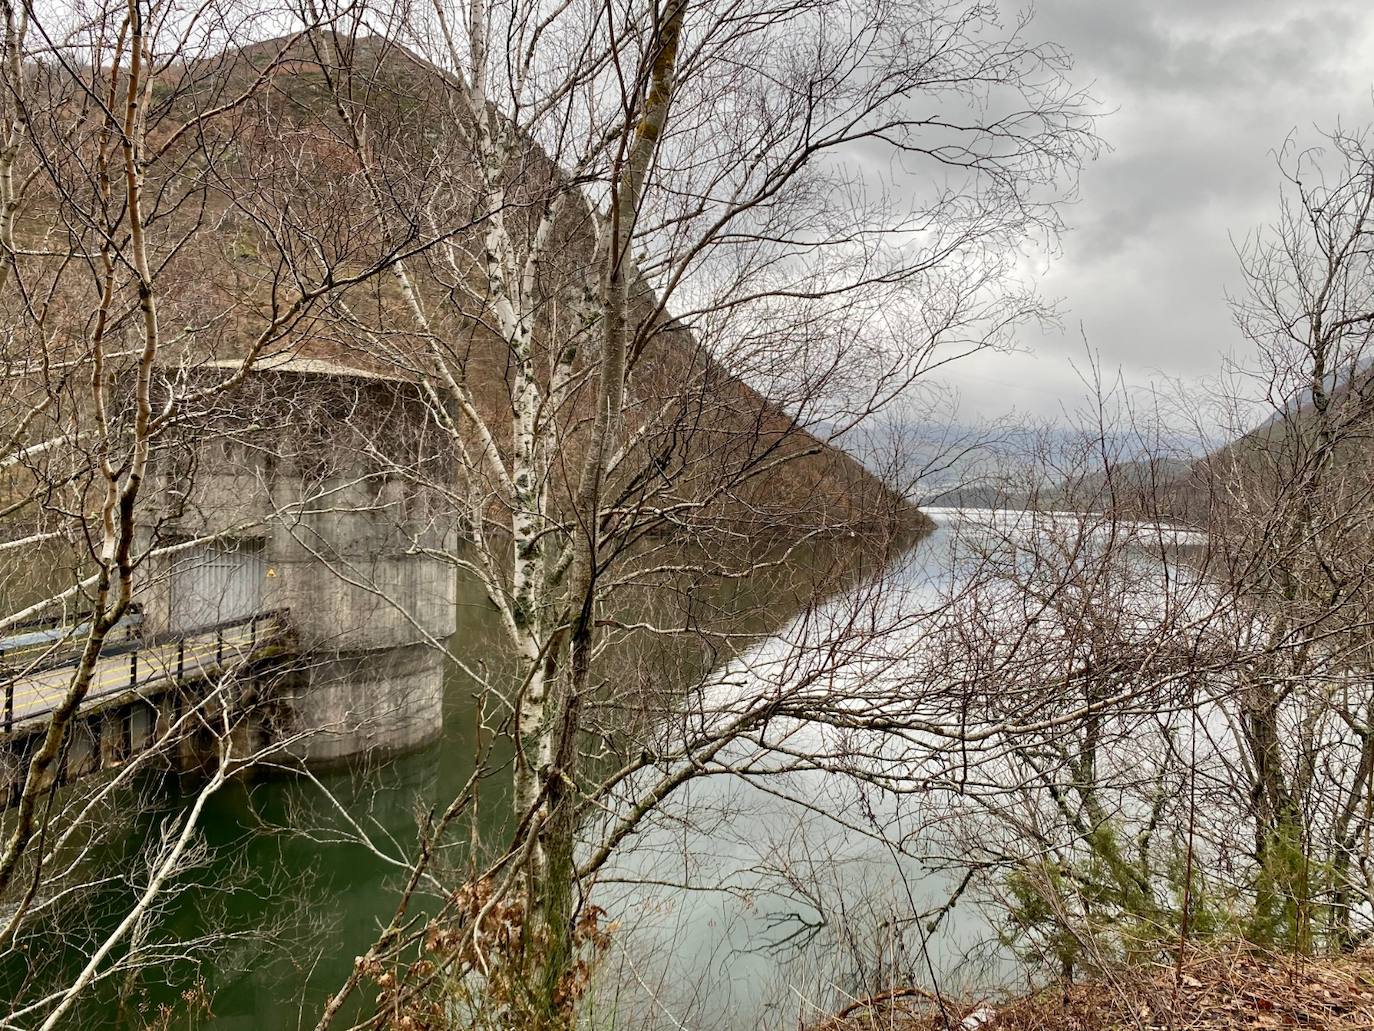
0, 358, 459, 800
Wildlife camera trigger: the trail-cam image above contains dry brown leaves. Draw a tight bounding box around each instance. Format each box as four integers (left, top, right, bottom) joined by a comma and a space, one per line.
813, 942, 1374, 1031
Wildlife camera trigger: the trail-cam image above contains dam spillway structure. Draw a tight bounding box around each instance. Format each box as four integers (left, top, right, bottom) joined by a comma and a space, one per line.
135, 352, 459, 766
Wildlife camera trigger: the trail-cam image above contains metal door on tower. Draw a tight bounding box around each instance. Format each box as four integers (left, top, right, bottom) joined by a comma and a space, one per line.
168, 542, 265, 634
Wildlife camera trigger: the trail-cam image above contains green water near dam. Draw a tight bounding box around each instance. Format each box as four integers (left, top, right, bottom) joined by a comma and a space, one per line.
1, 530, 990, 1029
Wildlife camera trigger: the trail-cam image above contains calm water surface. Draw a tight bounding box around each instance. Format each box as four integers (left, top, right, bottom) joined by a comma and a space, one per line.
10, 522, 1025, 1029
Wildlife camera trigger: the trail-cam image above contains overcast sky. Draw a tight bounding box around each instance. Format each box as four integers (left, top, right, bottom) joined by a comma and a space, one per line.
936, 0, 1374, 426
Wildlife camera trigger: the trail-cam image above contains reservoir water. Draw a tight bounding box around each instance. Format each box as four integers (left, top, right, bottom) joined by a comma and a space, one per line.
8, 511, 1117, 1028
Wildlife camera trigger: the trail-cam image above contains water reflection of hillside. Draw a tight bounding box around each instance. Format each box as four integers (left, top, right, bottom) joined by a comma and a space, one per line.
0, 527, 923, 1029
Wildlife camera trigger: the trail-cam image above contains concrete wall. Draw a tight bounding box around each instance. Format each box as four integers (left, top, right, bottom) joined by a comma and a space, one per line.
270, 642, 446, 765
137, 371, 459, 765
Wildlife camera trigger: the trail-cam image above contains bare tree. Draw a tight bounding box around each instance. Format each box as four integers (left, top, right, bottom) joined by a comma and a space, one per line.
902, 131, 1374, 990
253, 0, 1105, 1023
0, 0, 450, 1021
0, 0, 1103, 1025
1209, 125, 1374, 949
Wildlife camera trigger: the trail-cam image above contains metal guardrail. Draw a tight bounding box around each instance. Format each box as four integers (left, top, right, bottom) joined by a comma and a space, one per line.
0, 608, 292, 734
0, 607, 143, 669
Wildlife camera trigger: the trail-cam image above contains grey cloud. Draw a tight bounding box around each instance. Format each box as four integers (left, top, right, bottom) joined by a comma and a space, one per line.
1035, 1, 1361, 98
935, 1, 1374, 428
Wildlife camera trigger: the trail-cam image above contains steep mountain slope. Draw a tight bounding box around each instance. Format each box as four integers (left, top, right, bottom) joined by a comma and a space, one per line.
159, 33, 927, 541
1168, 362, 1374, 526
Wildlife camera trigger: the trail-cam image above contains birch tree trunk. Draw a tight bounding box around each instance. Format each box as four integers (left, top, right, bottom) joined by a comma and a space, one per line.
297, 0, 1097, 1022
